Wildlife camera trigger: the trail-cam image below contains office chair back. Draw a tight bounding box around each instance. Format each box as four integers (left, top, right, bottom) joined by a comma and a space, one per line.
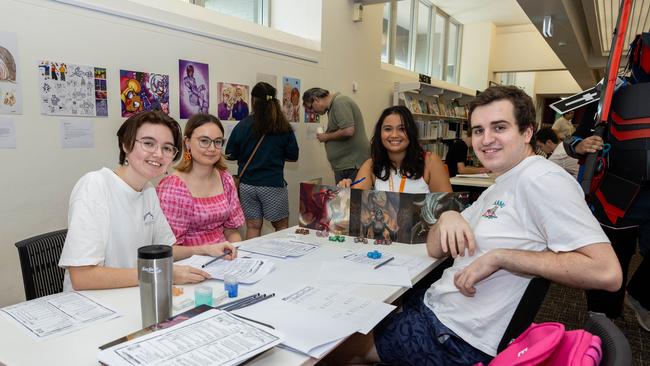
14, 229, 67, 300
497, 277, 551, 352
584, 311, 632, 366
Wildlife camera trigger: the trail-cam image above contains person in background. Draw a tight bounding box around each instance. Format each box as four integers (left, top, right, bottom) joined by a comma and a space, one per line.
338, 105, 451, 194
157, 113, 244, 246
445, 127, 490, 177
534, 127, 579, 179
303, 87, 370, 183
552, 110, 575, 140
327, 85, 621, 365
225, 82, 299, 239
59, 111, 236, 291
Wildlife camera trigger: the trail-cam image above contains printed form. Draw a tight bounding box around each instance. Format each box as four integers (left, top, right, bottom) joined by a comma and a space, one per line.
98, 310, 282, 366
175, 256, 274, 284
0, 292, 119, 339
238, 237, 319, 258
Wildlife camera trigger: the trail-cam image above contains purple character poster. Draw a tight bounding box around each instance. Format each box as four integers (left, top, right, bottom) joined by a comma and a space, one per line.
179, 59, 209, 119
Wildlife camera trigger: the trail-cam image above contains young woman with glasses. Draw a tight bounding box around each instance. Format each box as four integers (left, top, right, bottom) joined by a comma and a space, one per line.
157, 113, 245, 246
225, 82, 299, 239
59, 111, 236, 291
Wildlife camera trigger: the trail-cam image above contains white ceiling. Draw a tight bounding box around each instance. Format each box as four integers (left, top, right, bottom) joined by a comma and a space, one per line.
430, 0, 530, 25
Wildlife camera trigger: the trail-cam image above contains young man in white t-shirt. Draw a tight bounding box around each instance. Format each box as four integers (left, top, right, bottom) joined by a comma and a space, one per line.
330, 85, 622, 365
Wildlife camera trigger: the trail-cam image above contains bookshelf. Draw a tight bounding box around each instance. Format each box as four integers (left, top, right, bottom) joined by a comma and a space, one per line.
393, 81, 476, 160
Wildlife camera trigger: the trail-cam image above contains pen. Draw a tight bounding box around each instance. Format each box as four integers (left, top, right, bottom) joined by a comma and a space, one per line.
214, 293, 260, 310
227, 293, 275, 311
374, 256, 394, 270
201, 249, 232, 268
231, 313, 275, 329
350, 177, 366, 186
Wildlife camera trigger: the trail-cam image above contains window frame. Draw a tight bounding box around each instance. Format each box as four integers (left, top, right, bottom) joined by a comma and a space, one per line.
187, 0, 270, 27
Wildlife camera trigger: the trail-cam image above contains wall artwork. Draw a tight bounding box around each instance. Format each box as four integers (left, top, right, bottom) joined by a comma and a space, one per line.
120, 69, 169, 118
39, 61, 107, 117
304, 107, 319, 123
217, 82, 249, 121
299, 182, 469, 244
179, 59, 209, 119
282, 76, 300, 123
0, 31, 21, 114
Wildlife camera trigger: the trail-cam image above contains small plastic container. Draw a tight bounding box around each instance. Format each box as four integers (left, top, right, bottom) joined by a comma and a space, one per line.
224, 274, 239, 298
194, 286, 213, 307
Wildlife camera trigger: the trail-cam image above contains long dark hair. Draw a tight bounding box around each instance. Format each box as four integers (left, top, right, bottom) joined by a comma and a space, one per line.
371, 106, 425, 180
250, 82, 292, 137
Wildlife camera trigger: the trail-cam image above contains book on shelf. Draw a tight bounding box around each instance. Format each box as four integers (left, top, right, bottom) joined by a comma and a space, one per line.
427, 99, 439, 115
418, 99, 428, 114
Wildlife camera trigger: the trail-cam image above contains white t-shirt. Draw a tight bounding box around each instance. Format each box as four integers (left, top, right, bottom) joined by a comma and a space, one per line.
424, 155, 609, 356
59, 168, 176, 291
374, 169, 430, 194
548, 142, 579, 179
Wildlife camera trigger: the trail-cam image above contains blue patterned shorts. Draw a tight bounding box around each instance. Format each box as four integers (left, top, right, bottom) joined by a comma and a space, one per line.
374, 289, 493, 366
239, 183, 289, 222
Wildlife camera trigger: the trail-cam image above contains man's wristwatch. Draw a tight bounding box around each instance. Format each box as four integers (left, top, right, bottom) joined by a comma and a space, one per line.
564, 135, 583, 158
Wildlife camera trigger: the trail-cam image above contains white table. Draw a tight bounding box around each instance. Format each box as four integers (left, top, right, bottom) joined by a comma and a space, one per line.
0, 227, 443, 366
450, 176, 495, 188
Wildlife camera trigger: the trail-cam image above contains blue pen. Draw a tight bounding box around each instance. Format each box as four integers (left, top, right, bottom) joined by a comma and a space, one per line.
350, 177, 366, 186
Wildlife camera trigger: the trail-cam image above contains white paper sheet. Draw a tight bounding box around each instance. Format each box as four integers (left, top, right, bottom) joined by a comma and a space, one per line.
60, 118, 94, 148
98, 309, 282, 366
318, 260, 412, 287
455, 173, 491, 178
391, 254, 437, 275
342, 250, 395, 268
0, 292, 119, 340
175, 255, 274, 284
281, 285, 395, 334
238, 238, 319, 258
306, 125, 320, 141
233, 298, 358, 358
0, 117, 16, 148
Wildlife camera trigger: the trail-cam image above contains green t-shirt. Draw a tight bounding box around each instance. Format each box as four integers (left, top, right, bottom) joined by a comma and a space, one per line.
325, 94, 370, 171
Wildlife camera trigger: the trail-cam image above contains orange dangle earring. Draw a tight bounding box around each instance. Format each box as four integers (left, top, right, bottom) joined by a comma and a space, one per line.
183, 150, 192, 161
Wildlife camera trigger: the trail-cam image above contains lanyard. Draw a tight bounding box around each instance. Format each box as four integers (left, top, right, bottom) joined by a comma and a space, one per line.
388, 170, 407, 193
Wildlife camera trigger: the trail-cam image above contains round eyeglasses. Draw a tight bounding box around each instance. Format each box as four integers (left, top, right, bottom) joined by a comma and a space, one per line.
197, 137, 226, 149
135, 138, 179, 158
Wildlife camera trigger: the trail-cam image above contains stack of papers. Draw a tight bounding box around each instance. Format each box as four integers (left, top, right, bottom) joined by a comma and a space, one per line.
238, 238, 319, 258
176, 256, 274, 284
317, 250, 412, 287
0, 292, 119, 339
98, 309, 282, 366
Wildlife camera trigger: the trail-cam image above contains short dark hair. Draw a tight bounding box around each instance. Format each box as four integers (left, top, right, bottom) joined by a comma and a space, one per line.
116, 110, 182, 165
371, 106, 425, 180
533, 127, 559, 145
175, 113, 227, 172
468, 85, 536, 138
302, 87, 329, 106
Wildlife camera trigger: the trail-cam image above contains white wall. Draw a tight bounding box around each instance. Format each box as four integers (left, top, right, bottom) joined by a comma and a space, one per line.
459, 22, 496, 92
534, 70, 581, 95
492, 24, 566, 73
0, 0, 424, 307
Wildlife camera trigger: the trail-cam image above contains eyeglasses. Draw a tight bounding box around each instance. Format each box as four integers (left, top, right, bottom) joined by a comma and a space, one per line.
197, 137, 226, 149
135, 138, 179, 158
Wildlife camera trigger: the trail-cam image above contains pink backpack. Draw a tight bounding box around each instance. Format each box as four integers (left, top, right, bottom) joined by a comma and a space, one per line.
483, 322, 602, 366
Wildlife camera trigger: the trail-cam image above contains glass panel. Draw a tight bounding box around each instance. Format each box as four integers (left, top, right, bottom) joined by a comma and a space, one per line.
446, 21, 460, 83
203, 0, 262, 24
414, 2, 431, 74
431, 12, 446, 80
381, 3, 390, 63
395, 0, 412, 69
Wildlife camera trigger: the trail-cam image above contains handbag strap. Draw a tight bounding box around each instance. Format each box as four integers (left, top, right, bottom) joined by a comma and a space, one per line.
239, 134, 265, 180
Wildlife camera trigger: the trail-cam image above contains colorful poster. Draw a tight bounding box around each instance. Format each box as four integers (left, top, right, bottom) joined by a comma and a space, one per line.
0, 31, 21, 114
179, 59, 209, 119
305, 107, 319, 123
282, 76, 300, 123
120, 69, 169, 118
217, 82, 249, 121
39, 61, 107, 117
299, 182, 469, 244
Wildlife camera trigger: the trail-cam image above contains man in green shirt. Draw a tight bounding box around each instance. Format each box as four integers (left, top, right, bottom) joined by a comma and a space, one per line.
303, 87, 370, 182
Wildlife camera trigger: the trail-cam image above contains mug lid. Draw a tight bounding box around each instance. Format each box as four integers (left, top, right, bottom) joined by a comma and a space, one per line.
138, 245, 173, 259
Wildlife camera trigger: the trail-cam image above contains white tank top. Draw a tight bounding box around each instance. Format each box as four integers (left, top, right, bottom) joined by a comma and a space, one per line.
374, 169, 430, 194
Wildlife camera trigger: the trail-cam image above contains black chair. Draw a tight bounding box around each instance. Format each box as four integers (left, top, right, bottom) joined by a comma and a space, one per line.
497, 277, 551, 352
584, 311, 632, 366
14, 229, 67, 300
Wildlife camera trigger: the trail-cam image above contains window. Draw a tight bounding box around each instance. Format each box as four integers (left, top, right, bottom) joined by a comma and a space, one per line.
383, 1, 462, 84
183, 0, 269, 26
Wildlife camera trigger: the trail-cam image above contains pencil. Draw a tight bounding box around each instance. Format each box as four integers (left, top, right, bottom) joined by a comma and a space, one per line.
201, 249, 232, 268
374, 256, 395, 270
350, 177, 366, 186
227, 293, 276, 311
231, 313, 275, 329
214, 293, 259, 310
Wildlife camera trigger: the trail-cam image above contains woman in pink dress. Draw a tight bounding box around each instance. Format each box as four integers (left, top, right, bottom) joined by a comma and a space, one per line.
157, 113, 244, 245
